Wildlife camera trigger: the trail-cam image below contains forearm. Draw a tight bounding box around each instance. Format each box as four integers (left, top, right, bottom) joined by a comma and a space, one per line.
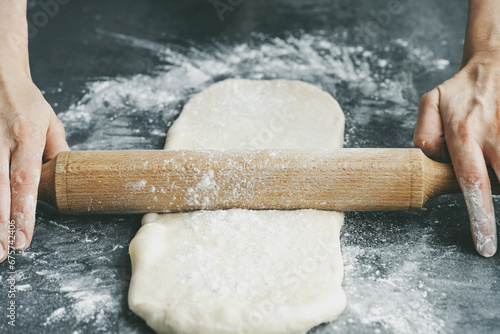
0, 0, 29, 79
462, 0, 500, 65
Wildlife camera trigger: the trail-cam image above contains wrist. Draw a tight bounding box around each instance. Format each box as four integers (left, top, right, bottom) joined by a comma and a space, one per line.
0, 63, 32, 96
462, 38, 500, 67
462, 0, 500, 66
0, 60, 31, 84
0, 39, 31, 84
0, 34, 30, 81
461, 49, 500, 70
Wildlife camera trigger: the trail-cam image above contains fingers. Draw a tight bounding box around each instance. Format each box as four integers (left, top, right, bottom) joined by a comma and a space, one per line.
0, 153, 9, 261
43, 112, 69, 162
447, 138, 497, 257
10, 141, 44, 251
414, 88, 448, 162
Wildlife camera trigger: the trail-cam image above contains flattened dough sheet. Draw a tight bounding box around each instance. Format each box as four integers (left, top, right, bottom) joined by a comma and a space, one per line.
129, 79, 347, 334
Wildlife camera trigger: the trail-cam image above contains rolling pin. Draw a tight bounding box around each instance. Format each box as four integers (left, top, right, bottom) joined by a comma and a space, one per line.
37, 148, 500, 214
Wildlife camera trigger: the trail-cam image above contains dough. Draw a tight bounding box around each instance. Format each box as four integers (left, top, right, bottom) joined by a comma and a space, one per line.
165, 79, 344, 150
129, 79, 346, 334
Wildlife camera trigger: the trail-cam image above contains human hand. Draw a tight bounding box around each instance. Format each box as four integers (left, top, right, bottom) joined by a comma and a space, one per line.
0, 75, 69, 261
414, 50, 500, 257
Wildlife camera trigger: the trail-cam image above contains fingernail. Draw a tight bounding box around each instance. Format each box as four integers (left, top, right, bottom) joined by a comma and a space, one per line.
460, 178, 497, 257
13, 230, 27, 250
0, 244, 5, 260
476, 235, 497, 258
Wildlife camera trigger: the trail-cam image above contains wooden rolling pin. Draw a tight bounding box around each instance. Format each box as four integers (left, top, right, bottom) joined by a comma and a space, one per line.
37, 148, 500, 214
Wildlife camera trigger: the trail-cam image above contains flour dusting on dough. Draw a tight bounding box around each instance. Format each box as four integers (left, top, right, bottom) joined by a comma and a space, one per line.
129, 79, 347, 334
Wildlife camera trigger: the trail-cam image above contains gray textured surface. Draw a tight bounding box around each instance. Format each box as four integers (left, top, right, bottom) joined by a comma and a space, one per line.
0, 0, 499, 333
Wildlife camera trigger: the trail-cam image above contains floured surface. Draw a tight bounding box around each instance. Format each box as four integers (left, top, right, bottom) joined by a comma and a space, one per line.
12, 5, 500, 333
129, 79, 346, 334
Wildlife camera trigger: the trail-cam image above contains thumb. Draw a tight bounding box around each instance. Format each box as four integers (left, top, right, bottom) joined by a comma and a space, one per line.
43, 112, 70, 162
414, 88, 448, 162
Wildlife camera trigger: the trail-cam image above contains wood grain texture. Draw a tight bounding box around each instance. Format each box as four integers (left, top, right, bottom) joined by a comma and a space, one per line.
37, 149, 500, 214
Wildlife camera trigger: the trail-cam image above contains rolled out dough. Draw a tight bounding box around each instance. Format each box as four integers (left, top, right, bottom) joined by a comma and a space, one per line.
129, 79, 346, 334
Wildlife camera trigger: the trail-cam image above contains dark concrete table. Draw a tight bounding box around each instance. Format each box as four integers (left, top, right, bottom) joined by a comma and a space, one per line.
0, 0, 498, 333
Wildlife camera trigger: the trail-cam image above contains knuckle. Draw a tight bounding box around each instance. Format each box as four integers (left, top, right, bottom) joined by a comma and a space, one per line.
468, 95, 487, 110
52, 118, 66, 136
413, 133, 426, 148
420, 86, 441, 104
10, 169, 40, 187
461, 171, 488, 187
418, 92, 434, 110
452, 116, 477, 140
53, 114, 64, 127
11, 119, 43, 144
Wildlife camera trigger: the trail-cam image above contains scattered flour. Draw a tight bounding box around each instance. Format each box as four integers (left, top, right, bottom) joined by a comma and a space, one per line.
58, 30, 447, 151
44, 308, 67, 326
37, 28, 453, 334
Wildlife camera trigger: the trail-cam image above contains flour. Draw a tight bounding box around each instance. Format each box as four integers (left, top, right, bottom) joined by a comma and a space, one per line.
339, 243, 446, 334
34, 268, 119, 331
196, 170, 217, 190
459, 178, 497, 257
39, 28, 455, 333
58, 31, 445, 151
43, 308, 66, 326
124, 180, 147, 192
128, 79, 347, 334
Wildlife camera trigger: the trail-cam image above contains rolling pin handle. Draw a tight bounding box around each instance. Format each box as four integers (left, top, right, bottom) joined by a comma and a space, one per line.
422, 152, 500, 204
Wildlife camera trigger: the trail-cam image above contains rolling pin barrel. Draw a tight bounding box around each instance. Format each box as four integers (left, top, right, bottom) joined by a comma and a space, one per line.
37, 148, 479, 214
